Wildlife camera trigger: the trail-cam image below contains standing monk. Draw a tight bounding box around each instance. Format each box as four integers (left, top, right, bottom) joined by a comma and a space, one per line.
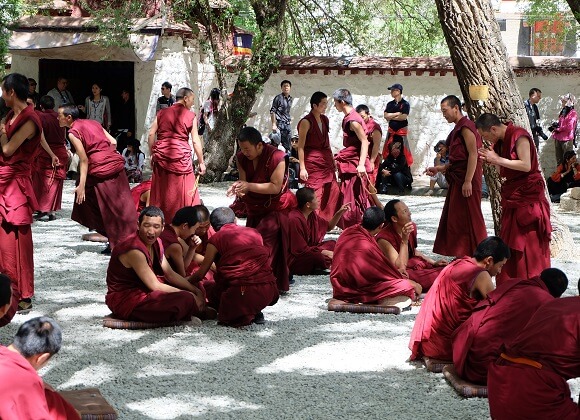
228, 127, 296, 292
148, 87, 206, 223
409, 237, 509, 362
429, 95, 487, 258
0, 73, 42, 319
59, 105, 136, 251
476, 113, 552, 286
487, 296, 580, 419
356, 104, 382, 184
333, 88, 372, 228
297, 91, 340, 221
32, 95, 68, 221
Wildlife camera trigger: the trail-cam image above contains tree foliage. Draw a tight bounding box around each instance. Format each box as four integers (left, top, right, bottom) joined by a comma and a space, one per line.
0, 0, 27, 75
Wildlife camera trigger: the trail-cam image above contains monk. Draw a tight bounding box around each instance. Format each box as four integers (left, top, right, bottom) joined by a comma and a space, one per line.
131, 179, 152, 216
377, 199, 447, 292
297, 91, 340, 221
452, 268, 568, 385
330, 207, 419, 308
32, 95, 68, 222
0, 73, 42, 320
409, 236, 510, 361
487, 296, 580, 419
333, 88, 372, 228
356, 104, 382, 184
288, 187, 350, 276
0, 317, 80, 419
105, 206, 205, 323
189, 207, 279, 327
228, 126, 297, 292
476, 113, 552, 286
58, 104, 136, 251
159, 206, 201, 277
148, 87, 206, 223
428, 95, 487, 258
0, 273, 12, 319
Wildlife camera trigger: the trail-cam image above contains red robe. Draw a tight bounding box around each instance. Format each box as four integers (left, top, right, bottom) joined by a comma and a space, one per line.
0, 346, 53, 419
287, 208, 335, 275
69, 119, 136, 248
150, 104, 200, 223
409, 257, 484, 361
236, 143, 296, 227
494, 123, 552, 285
105, 232, 197, 322
131, 179, 152, 216
298, 112, 340, 221
452, 277, 553, 385
433, 117, 487, 258
488, 297, 580, 420
32, 109, 68, 212
376, 223, 443, 291
208, 223, 279, 327
0, 104, 41, 326
335, 110, 372, 228
364, 116, 383, 184
330, 224, 415, 303
185, 227, 216, 299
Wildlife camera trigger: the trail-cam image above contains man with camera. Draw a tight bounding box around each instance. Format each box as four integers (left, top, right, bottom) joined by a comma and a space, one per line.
524, 88, 548, 151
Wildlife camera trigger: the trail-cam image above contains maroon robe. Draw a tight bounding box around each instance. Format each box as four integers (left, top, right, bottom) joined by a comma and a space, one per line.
208, 223, 279, 327
0, 346, 53, 419
150, 104, 200, 223
364, 116, 382, 184
105, 232, 198, 322
32, 109, 68, 212
452, 277, 553, 385
330, 224, 415, 303
335, 110, 372, 228
494, 123, 552, 285
287, 208, 335, 275
298, 112, 340, 220
185, 227, 216, 299
376, 222, 443, 291
409, 257, 485, 361
0, 104, 41, 326
131, 179, 152, 216
236, 143, 296, 226
488, 297, 580, 420
69, 119, 136, 248
433, 117, 487, 258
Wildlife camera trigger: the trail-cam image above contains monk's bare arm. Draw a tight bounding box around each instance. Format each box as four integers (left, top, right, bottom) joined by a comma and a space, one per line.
378, 238, 408, 271
462, 127, 478, 198
161, 255, 201, 294
189, 244, 218, 283
351, 121, 369, 175
370, 129, 381, 164
0, 120, 36, 157
297, 118, 310, 181
328, 203, 350, 231
166, 243, 187, 277
147, 117, 158, 154
190, 116, 206, 175
471, 271, 495, 299
491, 136, 532, 173
246, 160, 285, 195
120, 250, 182, 293
68, 133, 89, 205
103, 128, 117, 146
39, 132, 59, 166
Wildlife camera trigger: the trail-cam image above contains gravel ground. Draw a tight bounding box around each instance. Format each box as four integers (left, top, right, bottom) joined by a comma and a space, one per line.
2, 180, 579, 419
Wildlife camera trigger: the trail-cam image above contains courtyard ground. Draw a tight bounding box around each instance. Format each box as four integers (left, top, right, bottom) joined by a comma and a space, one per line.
2, 180, 578, 419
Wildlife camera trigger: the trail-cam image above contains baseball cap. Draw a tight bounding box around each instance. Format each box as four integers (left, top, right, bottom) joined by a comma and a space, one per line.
388, 83, 403, 93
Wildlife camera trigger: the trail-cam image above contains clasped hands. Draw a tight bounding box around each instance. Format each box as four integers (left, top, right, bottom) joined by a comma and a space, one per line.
226, 180, 249, 198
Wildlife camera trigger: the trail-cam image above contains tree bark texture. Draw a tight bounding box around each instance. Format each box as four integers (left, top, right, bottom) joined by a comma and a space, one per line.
435, 0, 573, 258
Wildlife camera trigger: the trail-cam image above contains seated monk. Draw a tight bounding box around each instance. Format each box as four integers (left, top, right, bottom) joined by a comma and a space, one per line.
409, 236, 510, 361
377, 199, 447, 292
105, 206, 205, 323
0, 317, 80, 419
330, 207, 420, 308
159, 206, 201, 277
488, 296, 580, 420
184, 205, 217, 297
131, 179, 152, 217
189, 207, 279, 327
287, 187, 350, 276
0, 273, 12, 320
452, 268, 568, 385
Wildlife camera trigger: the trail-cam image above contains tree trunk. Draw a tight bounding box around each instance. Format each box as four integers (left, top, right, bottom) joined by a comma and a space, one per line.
435, 0, 573, 258
566, 0, 580, 25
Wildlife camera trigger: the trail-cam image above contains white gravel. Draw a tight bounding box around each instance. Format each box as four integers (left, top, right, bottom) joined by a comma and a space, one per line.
2, 181, 578, 419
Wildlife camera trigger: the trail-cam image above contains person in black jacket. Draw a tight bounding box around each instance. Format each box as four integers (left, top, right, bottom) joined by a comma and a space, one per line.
376, 137, 413, 194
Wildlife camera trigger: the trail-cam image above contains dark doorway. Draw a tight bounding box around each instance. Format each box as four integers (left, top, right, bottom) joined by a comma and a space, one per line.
38, 59, 134, 130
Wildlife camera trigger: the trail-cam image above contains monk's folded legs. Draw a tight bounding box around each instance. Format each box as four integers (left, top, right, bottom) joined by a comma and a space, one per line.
127, 290, 199, 322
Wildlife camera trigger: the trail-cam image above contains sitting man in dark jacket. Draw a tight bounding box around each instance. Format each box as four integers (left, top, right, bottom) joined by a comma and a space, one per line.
376, 137, 413, 194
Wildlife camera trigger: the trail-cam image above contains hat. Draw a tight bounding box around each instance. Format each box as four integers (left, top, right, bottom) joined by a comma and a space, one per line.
291, 129, 299, 139
388, 83, 403, 93
269, 130, 281, 146
560, 93, 576, 107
